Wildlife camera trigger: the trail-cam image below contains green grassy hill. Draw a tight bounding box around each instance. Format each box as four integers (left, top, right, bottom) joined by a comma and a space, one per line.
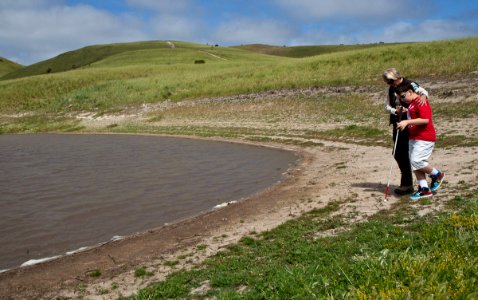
0, 40, 204, 80
0, 57, 22, 77
0, 38, 477, 116
0, 41, 398, 80
234, 43, 396, 58
0, 40, 288, 113
90, 42, 282, 68
0, 40, 287, 81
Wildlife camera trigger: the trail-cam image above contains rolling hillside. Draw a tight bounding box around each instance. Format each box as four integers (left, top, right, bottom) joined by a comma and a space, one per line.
234, 43, 396, 58
1, 41, 395, 80
0, 40, 212, 80
0, 57, 22, 77
0, 38, 477, 117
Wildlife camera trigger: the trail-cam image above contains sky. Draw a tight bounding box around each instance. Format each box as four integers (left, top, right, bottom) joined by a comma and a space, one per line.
1, 0, 478, 65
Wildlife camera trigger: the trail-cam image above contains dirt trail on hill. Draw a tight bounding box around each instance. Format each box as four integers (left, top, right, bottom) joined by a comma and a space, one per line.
1, 77, 477, 299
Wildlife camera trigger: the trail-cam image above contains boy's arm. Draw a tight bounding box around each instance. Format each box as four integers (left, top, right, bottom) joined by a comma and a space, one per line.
397, 99, 433, 131
397, 118, 429, 131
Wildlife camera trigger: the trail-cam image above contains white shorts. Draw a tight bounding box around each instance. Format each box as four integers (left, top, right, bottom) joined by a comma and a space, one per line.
409, 140, 435, 171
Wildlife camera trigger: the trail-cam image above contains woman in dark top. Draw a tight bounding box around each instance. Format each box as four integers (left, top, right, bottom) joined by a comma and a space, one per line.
383, 68, 428, 195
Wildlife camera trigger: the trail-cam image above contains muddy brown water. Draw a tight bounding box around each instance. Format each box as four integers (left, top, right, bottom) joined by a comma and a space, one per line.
0, 134, 297, 271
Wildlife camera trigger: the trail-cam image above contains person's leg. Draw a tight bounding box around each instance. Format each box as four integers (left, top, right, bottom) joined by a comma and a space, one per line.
409, 140, 433, 199
413, 142, 445, 191
428, 166, 445, 191
419, 165, 434, 175
414, 170, 428, 188
393, 129, 413, 195
409, 140, 434, 175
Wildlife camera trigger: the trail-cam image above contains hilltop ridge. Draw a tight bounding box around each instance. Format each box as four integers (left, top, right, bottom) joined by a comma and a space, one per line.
0, 40, 177, 80
233, 42, 395, 57
0, 57, 22, 77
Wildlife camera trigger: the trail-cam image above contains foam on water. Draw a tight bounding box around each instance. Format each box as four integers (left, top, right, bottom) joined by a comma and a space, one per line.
65, 246, 90, 256
21, 256, 62, 267
214, 200, 238, 209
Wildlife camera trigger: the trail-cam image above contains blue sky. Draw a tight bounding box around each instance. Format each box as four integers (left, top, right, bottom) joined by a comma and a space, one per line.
1, 0, 478, 65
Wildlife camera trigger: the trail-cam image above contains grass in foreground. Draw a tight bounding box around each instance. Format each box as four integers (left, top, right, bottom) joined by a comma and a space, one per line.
126, 189, 478, 299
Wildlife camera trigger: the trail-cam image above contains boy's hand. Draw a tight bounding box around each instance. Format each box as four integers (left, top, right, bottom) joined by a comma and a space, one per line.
397, 120, 408, 131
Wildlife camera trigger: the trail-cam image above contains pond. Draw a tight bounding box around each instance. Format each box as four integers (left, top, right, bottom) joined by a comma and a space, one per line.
0, 134, 297, 271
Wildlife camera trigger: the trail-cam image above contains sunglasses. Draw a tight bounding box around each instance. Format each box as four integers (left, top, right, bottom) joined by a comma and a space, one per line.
386, 78, 395, 85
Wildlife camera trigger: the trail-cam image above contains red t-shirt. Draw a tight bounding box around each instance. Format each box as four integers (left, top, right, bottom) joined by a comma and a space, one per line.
407, 97, 436, 142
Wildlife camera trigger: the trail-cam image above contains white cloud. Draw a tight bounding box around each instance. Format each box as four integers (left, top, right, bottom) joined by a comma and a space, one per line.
0, 0, 62, 10
126, 0, 193, 13
0, 3, 148, 65
274, 0, 408, 20
213, 18, 296, 45
150, 15, 204, 41
127, 0, 205, 44
381, 20, 478, 42
288, 29, 355, 46
289, 19, 478, 46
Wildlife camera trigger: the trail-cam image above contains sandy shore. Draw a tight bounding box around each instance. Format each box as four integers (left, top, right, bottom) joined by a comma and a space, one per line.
1, 77, 477, 299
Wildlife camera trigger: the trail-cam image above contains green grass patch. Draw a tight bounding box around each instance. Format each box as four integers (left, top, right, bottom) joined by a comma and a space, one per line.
302, 125, 388, 146
197, 244, 208, 251
128, 192, 478, 299
434, 100, 478, 120
87, 269, 102, 278
147, 94, 382, 126
135, 267, 154, 278
0, 114, 83, 134
436, 134, 478, 148
107, 123, 278, 139
432, 101, 478, 147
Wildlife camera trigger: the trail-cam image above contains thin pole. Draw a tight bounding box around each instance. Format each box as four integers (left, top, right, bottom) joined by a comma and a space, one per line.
385, 127, 400, 200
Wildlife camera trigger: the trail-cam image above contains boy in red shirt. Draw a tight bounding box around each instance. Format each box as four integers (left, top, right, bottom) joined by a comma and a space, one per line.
396, 82, 445, 200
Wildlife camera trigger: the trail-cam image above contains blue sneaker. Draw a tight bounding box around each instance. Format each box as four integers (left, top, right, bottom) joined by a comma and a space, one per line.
410, 186, 433, 200
430, 171, 445, 192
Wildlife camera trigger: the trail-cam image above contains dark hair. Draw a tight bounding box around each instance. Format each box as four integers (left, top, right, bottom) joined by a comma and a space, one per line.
396, 81, 413, 94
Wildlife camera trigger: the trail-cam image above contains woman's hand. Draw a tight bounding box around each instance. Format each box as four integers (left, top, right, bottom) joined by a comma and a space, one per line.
416, 95, 427, 106
396, 106, 408, 115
